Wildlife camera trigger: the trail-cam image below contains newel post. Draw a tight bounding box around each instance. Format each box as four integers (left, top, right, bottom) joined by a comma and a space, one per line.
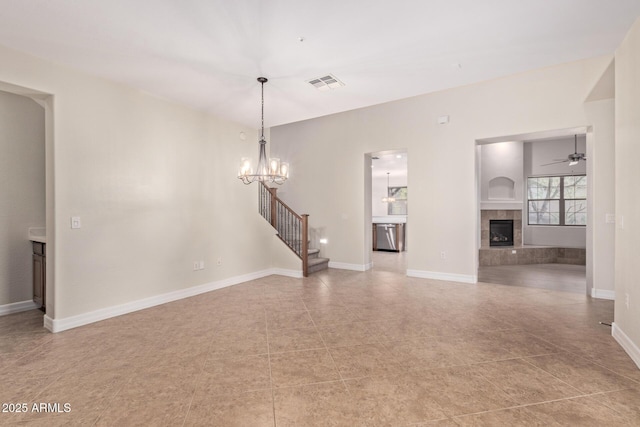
269, 187, 277, 229
302, 214, 309, 277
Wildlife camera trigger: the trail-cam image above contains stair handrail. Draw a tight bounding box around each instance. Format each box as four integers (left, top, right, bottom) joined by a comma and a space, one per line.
259, 182, 309, 277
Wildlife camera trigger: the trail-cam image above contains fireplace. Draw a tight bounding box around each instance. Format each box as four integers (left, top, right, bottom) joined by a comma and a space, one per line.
489, 220, 514, 247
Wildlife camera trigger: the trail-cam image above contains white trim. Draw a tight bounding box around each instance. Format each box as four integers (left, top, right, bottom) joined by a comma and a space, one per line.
480, 202, 524, 210
612, 323, 640, 369
43, 314, 53, 331
591, 288, 615, 300
406, 269, 477, 284
44, 269, 282, 333
0, 300, 38, 316
328, 261, 372, 271
270, 268, 303, 278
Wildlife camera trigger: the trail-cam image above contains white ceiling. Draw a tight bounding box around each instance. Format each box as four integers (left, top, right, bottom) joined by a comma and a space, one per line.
372, 152, 408, 179
1, 0, 639, 129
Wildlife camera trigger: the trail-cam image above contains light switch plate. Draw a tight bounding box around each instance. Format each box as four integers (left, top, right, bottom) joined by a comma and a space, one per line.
71, 216, 81, 229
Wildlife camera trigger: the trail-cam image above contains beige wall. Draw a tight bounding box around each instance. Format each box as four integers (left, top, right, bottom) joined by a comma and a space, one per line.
522, 137, 587, 248
271, 55, 614, 283
0, 32, 625, 346
0, 91, 45, 306
614, 18, 640, 362
0, 44, 275, 321
585, 98, 616, 298
480, 141, 523, 208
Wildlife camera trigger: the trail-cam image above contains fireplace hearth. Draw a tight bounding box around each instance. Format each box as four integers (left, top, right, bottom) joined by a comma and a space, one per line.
490, 219, 514, 247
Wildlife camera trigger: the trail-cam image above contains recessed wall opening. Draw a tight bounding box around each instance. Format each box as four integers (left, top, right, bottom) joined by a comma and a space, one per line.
476, 127, 590, 295
0, 81, 54, 326
367, 149, 408, 274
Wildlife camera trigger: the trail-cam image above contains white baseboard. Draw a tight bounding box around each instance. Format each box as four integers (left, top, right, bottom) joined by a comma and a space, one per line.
43, 314, 53, 331
45, 268, 281, 333
328, 261, 372, 272
271, 268, 303, 278
612, 323, 640, 369
406, 269, 477, 284
591, 288, 615, 300
0, 300, 38, 316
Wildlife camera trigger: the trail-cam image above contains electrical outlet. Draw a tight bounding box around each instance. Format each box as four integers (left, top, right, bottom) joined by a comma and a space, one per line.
217, 257, 222, 266
199, 261, 205, 270
71, 216, 81, 229
440, 251, 446, 260
193, 261, 199, 271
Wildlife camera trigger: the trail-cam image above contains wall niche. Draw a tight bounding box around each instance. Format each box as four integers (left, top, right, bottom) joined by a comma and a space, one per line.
488, 176, 515, 200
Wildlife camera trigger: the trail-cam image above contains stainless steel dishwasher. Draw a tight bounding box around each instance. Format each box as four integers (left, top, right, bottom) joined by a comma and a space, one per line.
373, 223, 405, 252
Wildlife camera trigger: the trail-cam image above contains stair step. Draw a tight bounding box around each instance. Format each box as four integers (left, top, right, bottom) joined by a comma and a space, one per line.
308, 248, 320, 258
307, 257, 330, 274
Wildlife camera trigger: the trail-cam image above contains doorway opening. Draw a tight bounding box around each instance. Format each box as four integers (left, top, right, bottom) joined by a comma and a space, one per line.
476, 128, 589, 294
0, 81, 54, 327
368, 150, 408, 274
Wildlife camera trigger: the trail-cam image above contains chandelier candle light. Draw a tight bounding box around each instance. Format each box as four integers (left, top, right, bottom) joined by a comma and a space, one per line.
238, 77, 289, 185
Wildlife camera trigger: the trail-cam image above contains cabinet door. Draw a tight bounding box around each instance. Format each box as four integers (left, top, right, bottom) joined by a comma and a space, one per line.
33, 254, 44, 308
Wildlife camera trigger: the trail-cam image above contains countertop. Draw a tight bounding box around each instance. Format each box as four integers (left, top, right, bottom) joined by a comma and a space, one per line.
372, 216, 406, 224
28, 227, 46, 244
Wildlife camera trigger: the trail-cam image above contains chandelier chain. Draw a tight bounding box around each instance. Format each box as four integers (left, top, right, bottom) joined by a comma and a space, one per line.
237, 76, 289, 185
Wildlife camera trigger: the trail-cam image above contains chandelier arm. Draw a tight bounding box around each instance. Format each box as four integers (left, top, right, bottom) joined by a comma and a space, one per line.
237, 77, 289, 184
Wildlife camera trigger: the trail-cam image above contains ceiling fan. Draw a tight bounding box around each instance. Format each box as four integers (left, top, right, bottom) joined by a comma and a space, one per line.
542, 135, 586, 166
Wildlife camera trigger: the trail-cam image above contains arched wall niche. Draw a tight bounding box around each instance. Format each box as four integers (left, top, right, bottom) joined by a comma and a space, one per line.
488, 176, 515, 200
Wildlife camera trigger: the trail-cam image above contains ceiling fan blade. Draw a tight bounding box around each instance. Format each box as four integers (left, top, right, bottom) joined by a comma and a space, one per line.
541, 160, 569, 166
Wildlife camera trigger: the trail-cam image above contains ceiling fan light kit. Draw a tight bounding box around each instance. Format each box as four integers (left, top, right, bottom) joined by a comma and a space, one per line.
541, 134, 586, 167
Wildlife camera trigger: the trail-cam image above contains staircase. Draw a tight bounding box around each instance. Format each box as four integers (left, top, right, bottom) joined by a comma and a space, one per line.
259, 183, 329, 276
307, 248, 330, 274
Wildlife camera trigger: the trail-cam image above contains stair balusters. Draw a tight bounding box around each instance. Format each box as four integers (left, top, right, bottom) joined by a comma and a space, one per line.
259, 182, 309, 277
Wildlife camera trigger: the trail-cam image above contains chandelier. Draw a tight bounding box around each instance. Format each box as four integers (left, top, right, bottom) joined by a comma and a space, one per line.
238, 77, 289, 185
381, 172, 396, 203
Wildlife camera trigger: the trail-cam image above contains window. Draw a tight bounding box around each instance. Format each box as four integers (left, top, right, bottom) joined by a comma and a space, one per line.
527, 175, 586, 226
388, 186, 407, 215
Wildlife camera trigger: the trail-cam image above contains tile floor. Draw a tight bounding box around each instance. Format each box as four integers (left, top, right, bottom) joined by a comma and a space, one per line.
1, 255, 639, 426
478, 263, 587, 294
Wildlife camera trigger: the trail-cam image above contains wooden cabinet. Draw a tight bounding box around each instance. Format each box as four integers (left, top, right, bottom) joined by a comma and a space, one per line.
32, 242, 46, 312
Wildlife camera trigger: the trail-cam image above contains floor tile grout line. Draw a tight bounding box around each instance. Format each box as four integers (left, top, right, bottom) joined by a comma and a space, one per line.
271, 378, 353, 392
522, 347, 640, 386
263, 306, 277, 427
176, 316, 234, 427
1, 260, 632, 425
471, 357, 586, 407
578, 388, 640, 420
523, 352, 639, 392
448, 390, 622, 420
572, 352, 640, 385
303, 302, 347, 388
303, 288, 351, 392
180, 320, 225, 427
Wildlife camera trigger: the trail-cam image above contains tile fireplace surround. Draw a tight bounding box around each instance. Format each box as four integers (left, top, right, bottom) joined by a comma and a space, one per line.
481, 210, 522, 248
479, 209, 585, 267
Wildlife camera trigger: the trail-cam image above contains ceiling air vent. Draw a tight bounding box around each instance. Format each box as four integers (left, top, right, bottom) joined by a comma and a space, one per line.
307, 74, 345, 91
